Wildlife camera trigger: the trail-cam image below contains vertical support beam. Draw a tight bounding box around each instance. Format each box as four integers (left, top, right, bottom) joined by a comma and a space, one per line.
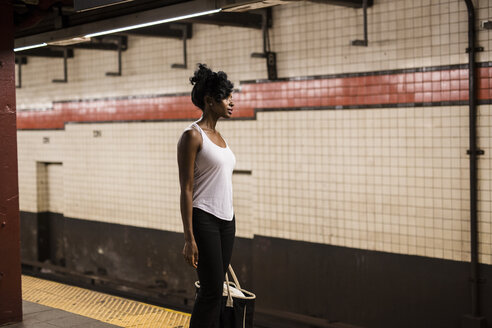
0, 0, 23, 325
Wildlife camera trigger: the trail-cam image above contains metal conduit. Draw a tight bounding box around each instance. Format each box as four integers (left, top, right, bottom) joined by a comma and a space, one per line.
463, 0, 485, 326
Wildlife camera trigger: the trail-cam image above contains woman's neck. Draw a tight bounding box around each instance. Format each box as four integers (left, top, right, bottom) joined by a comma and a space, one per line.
199, 112, 219, 131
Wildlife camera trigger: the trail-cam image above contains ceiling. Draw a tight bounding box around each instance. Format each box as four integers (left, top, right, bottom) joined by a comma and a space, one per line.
13, 0, 372, 48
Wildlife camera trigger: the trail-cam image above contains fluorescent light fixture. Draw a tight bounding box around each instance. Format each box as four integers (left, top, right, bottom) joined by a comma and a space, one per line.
48, 36, 91, 46
14, 43, 48, 52
85, 8, 221, 38
222, 0, 292, 12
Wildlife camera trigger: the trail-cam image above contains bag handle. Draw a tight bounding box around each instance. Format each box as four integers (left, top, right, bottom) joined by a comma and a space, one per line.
228, 265, 241, 290
224, 265, 240, 307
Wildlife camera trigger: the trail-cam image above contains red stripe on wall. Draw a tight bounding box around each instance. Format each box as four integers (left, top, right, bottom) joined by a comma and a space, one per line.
17, 67, 492, 130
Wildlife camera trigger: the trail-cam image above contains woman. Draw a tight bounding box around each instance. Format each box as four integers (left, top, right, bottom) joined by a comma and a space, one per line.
177, 63, 236, 328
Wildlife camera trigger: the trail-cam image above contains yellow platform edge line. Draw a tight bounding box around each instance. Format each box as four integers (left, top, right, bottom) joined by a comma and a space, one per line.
21, 275, 191, 328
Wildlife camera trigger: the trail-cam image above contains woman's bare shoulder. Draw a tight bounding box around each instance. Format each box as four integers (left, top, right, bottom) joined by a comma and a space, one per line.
178, 125, 202, 150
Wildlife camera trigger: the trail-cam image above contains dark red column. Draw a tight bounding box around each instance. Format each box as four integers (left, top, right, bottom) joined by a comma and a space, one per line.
0, 0, 23, 325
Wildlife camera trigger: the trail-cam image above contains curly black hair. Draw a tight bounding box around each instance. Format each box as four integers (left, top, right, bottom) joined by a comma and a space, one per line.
190, 63, 234, 111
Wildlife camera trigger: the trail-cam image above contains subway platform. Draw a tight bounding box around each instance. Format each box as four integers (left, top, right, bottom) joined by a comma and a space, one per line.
1, 276, 190, 328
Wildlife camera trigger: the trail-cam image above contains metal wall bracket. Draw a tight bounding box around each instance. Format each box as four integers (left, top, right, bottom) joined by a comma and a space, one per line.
106, 36, 124, 76
467, 149, 485, 155
481, 20, 492, 29
52, 47, 68, 83
466, 46, 484, 53
468, 277, 487, 283
15, 56, 27, 89
352, 0, 368, 46
250, 9, 277, 80
170, 24, 188, 69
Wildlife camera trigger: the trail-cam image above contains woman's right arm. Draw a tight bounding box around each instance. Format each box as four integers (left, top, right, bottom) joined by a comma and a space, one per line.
177, 128, 201, 268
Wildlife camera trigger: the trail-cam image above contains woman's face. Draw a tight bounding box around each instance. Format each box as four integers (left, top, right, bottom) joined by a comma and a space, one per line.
209, 94, 234, 118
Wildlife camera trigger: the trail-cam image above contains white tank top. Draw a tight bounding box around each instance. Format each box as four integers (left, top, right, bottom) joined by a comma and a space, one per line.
187, 122, 236, 221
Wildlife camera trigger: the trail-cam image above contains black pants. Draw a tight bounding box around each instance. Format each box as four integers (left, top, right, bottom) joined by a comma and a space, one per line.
190, 207, 236, 328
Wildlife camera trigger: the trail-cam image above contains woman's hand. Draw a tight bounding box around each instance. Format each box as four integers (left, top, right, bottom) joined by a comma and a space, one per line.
183, 240, 199, 268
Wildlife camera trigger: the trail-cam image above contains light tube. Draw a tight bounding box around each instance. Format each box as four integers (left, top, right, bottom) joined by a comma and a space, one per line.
14, 43, 48, 52
85, 8, 221, 38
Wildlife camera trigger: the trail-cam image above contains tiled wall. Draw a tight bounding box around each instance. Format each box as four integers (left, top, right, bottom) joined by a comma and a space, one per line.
17, 121, 255, 238
255, 106, 479, 261
16, 0, 492, 264
17, 103, 492, 262
15, 0, 492, 110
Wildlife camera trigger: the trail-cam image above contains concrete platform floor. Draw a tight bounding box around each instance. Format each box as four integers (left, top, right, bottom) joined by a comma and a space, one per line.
2, 300, 119, 328
1, 275, 191, 328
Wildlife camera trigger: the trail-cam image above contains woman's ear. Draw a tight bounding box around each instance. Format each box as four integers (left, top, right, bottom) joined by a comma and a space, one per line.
204, 95, 214, 107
